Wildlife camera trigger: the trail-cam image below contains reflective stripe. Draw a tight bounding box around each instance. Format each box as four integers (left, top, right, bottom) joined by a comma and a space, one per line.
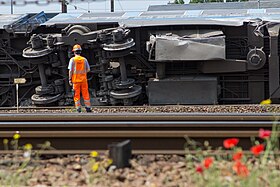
84, 99, 91, 107
72, 56, 87, 83
75, 100, 81, 108
73, 69, 87, 74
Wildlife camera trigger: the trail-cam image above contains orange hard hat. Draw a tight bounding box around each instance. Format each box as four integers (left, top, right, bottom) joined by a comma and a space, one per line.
72, 44, 82, 52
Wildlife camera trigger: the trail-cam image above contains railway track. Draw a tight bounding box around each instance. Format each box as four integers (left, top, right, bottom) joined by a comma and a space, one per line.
0, 112, 279, 155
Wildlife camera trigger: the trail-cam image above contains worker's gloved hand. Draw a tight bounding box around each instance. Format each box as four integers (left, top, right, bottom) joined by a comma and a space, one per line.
69, 80, 73, 86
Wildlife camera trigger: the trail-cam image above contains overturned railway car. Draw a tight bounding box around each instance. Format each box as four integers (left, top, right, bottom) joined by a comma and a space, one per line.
1, 9, 280, 106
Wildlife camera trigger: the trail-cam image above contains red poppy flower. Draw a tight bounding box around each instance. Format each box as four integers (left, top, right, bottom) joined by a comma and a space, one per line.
233, 151, 243, 161
233, 161, 249, 177
223, 138, 239, 149
259, 128, 271, 139
203, 157, 214, 169
250, 144, 265, 156
196, 165, 203, 174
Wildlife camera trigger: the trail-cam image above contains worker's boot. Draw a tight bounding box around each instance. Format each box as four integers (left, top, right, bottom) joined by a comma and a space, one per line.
86, 107, 92, 113
77, 108, 81, 113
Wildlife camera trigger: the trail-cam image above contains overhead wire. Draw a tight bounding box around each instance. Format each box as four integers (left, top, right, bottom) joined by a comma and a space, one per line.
67, 0, 115, 12
117, 0, 124, 12
67, 1, 90, 12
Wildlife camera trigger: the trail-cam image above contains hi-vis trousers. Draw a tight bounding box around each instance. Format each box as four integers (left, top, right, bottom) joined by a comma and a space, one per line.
73, 81, 91, 109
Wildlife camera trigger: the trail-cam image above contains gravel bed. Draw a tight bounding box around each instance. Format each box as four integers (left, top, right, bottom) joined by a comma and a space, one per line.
0, 153, 279, 187
1, 105, 280, 114
0, 154, 188, 187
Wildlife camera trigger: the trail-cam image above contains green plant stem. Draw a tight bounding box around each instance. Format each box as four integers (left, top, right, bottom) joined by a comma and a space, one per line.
261, 120, 279, 166
4, 144, 8, 150
261, 140, 271, 166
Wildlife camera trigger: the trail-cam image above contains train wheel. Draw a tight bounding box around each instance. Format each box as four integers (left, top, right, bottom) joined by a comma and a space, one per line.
31, 93, 64, 105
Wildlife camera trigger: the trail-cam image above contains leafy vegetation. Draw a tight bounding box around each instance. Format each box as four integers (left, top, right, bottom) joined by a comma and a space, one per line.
174, 0, 185, 4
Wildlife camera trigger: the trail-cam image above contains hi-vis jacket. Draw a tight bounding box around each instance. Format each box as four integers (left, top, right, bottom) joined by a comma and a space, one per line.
68, 55, 90, 83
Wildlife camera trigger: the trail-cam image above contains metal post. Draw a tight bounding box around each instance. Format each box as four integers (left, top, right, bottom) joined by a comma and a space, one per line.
119, 57, 127, 82
14, 78, 26, 112
87, 0, 90, 13
268, 24, 280, 98
62, 0, 67, 13
111, 0, 114, 12
10, 0, 13, 14
38, 64, 47, 87
16, 83, 19, 113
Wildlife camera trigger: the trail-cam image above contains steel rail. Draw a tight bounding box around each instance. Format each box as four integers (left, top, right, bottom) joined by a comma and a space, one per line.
0, 130, 266, 137
0, 113, 279, 154
0, 113, 279, 121
0, 121, 278, 129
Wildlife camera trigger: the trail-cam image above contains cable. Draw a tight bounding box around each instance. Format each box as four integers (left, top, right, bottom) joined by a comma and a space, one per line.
117, 0, 124, 12
0, 47, 39, 74
67, 1, 89, 12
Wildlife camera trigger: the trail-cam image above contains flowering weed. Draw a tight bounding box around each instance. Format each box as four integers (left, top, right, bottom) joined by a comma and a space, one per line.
185, 99, 280, 186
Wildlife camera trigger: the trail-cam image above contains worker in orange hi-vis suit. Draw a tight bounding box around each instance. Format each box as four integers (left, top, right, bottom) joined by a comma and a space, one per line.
68, 44, 92, 113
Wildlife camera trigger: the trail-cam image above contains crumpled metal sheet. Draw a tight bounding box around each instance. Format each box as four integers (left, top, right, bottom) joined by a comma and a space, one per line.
153, 30, 225, 61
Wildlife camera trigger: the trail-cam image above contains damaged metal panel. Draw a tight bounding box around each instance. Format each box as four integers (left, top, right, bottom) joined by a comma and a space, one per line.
149, 30, 225, 61
3, 11, 48, 34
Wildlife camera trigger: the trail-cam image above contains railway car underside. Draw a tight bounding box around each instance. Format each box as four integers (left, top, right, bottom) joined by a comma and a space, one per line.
145, 24, 273, 105
138, 20, 277, 105
1, 10, 280, 106
22, 25, 141, 106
